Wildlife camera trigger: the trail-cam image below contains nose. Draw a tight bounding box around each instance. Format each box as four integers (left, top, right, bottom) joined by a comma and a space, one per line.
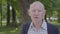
35, 10, 39, 16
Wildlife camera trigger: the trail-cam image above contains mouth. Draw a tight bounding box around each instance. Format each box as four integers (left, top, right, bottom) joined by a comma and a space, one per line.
34, 17, 39, 19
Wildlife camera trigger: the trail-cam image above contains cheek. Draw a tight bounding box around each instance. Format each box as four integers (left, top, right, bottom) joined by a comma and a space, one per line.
28, 12, 33, 16
42, 13, 45, 19
39, 12, 45, 18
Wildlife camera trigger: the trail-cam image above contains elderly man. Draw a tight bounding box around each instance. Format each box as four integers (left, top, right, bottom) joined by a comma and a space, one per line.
20, 1, 59, 34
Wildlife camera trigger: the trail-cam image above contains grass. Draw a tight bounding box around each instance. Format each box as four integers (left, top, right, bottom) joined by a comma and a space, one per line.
0, 26, 20, 34
0, 21, 21, 34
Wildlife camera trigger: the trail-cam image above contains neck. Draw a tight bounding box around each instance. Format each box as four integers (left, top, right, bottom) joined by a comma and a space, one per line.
32, 20, 43, 29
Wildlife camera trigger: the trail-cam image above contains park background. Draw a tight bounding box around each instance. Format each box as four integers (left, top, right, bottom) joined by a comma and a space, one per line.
0, 0, 60, 34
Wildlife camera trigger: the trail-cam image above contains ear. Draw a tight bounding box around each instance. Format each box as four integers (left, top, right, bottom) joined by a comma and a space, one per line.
43, 10, 46, 19
43, 10, 46, 16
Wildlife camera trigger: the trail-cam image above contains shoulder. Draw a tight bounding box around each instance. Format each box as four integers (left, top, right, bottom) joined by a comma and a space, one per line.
21, 22, 31, 27
47, 23, 59, 34
20, 22, 31, 34
21, 22, 31, 30
47, 23, 58, 29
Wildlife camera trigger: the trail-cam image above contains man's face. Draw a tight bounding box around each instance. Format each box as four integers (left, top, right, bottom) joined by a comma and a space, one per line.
28, 3, 46, 22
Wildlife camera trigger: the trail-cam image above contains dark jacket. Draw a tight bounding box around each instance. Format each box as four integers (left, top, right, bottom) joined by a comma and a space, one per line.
20, 22, 59, 34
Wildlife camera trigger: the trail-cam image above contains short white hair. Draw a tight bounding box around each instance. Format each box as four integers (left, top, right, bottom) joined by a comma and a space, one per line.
29, 1, 45, 10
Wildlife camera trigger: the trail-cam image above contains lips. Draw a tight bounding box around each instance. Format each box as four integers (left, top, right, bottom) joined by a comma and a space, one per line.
34, 17, 39, 19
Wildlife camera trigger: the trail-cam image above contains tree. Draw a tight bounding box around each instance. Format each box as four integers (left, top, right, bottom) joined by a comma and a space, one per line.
19, 0, 31, 23
11, 6, 17, 27
57, 0, 60, 23
6, 0, 10, 26
0, 0, 2, 26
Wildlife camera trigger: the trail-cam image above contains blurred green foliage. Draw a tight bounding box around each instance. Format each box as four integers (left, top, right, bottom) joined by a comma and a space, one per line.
0, 0, 60, 34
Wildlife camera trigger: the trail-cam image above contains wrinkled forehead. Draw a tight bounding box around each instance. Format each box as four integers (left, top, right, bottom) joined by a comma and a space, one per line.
29, 1, 45, 10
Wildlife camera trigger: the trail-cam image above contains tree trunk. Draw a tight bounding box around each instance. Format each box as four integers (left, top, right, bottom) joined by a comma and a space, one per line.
19, 0, 31, 24
12, 7, 17, 27
0, 2, 2, 26
7, 1, 10, 26
57, 9, 60, 23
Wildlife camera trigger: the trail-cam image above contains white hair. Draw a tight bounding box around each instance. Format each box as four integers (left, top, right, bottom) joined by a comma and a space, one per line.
29, 1, 45, 10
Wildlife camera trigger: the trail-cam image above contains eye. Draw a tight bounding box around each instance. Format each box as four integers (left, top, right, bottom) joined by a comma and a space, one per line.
32, 10, 36, 12
38, 10, 41, 12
